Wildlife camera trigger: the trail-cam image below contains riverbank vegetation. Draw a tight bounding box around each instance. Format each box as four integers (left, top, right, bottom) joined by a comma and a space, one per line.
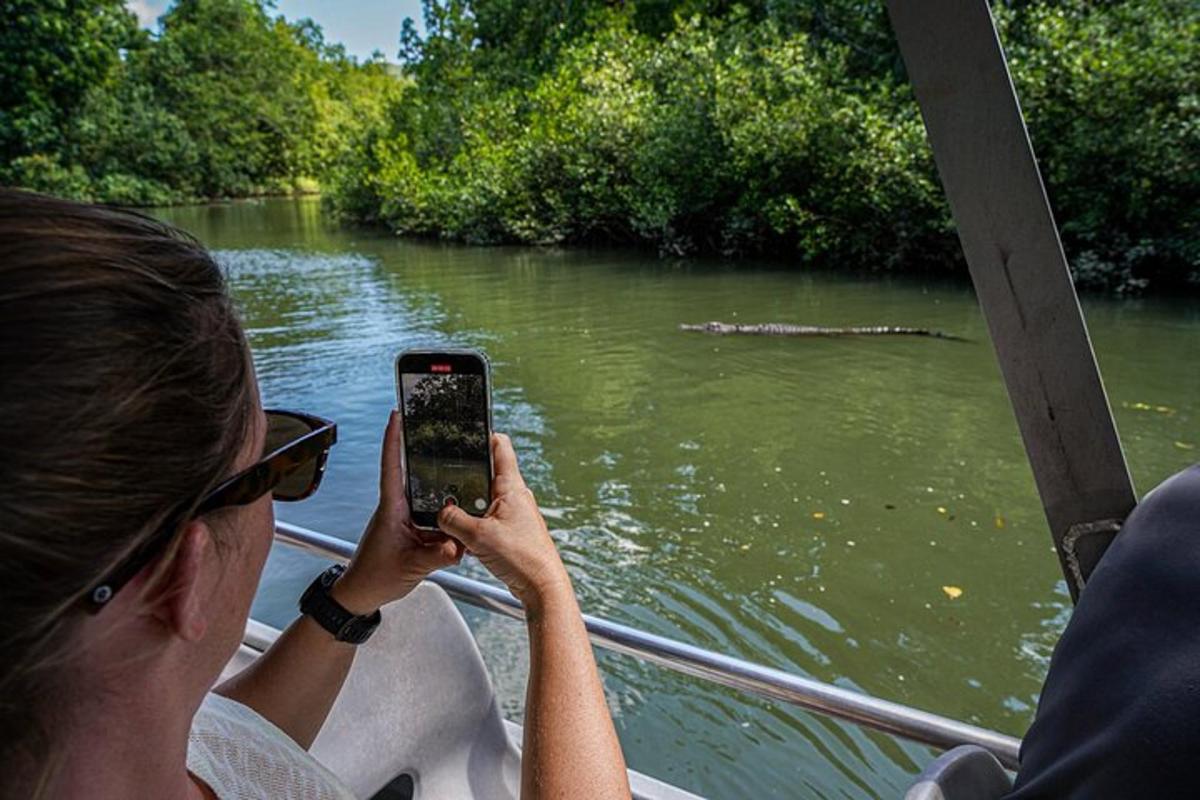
2, 1, 1196, 292
327, 0, 1199, 293
1, 0, 398, 205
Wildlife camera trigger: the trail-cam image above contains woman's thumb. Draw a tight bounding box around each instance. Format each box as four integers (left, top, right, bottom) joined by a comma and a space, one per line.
438, 503, 484, 548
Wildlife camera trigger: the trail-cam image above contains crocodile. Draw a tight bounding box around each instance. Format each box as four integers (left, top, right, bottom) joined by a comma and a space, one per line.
679, 321, 963, 340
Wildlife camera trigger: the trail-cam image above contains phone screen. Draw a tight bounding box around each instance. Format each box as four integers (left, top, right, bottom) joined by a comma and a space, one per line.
398, 353, 492, 527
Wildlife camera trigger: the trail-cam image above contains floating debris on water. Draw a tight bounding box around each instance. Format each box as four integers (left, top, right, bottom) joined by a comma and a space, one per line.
1175, 441, 1196, 451
812, 511, 826, 520
995, 515, 1006, 529
942, 585, 964, 600
937, 506, 948, 515
1124, 401, 1176, 415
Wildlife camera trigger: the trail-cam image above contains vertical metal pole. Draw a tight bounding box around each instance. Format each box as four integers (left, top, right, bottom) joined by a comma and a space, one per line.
884, 0, 1137, 600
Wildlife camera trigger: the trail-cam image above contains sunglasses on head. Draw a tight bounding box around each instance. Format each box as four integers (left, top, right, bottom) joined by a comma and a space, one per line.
86, 409, 337, 610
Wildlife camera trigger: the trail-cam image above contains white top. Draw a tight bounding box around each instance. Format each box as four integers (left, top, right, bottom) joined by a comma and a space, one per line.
187, 692, 357, 800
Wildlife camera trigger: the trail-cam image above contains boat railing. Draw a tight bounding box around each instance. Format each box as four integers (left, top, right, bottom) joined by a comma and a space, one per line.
274, 521, 1022, 769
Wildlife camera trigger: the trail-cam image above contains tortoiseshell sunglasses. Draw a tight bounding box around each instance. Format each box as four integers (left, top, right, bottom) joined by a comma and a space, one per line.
86, 409, 337, 610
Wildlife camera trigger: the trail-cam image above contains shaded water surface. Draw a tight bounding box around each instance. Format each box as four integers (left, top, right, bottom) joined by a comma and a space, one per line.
159, 198, 1200, 799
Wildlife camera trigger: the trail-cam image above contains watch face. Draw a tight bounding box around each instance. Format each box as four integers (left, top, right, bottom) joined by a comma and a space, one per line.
321, 564, 345, 588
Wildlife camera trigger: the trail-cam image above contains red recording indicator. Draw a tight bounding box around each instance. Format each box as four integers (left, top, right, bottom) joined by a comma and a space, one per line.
430, 363, 452, 373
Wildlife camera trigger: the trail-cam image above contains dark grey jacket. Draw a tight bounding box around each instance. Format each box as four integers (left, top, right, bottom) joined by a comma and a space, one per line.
1009, 464, 1200, 798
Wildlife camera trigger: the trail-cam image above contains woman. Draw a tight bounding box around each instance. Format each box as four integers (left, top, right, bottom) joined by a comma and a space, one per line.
0, 189, 632, 800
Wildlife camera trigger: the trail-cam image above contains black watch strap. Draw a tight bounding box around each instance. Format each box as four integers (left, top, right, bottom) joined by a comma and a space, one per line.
299, 565, 381, 645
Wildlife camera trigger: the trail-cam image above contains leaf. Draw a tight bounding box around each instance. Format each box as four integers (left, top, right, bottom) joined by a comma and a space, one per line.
1175, 441, 1196, 451
937, 506, 947, 514
812, 511, 826, 520
942, 585, 964, 600
1127, 402, 1176, 415
994, 515, 1006, 529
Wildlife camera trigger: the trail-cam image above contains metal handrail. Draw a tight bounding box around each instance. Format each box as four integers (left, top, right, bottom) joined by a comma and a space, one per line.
274, 520, 1022, 769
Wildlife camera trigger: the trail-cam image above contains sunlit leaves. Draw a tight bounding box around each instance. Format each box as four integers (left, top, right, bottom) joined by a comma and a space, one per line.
3, 0, 398, 204
331, 0, 1199, 291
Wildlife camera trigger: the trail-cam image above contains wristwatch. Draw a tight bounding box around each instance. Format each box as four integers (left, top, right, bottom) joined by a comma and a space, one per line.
299, 564, 382, 645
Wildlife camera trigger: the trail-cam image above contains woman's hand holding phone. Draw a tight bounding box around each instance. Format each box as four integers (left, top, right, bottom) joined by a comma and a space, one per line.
332, 410, 465, 615
437, 433, 573, 615
442, 434, 631, 800
334, 411, 567, 617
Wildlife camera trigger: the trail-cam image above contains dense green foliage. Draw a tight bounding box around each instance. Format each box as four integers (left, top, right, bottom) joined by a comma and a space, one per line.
327, 0, 1199, 292
1, 0, 398, 205
3, 0, 1196, 291
1002, 2, 1200, 291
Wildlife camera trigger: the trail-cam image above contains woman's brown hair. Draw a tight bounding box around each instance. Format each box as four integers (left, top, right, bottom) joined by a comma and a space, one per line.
0, 189, 255, 795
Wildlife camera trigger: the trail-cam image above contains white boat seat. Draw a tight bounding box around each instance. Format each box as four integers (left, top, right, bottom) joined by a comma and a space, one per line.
223, 581, 705, 800
904, 745, 1013, 800
224, 582, 521, 800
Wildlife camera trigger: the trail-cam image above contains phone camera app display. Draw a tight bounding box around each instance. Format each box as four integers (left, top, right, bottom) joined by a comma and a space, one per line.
402, 372, 490, 515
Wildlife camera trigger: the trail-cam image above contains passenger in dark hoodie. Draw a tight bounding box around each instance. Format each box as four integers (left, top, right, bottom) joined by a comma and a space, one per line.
1009, 464, 1200, 798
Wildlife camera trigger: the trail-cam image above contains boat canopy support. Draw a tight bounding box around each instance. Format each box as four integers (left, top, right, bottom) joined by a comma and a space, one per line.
885, 0, 1137, 600
276, 521, 1022, 769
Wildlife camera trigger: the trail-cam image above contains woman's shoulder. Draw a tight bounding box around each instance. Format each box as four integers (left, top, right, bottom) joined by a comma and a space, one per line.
188, 692, 358, 800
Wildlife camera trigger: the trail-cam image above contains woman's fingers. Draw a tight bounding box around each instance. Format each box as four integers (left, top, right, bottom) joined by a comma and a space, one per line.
380, 409, 408, 510
491, 433, 526, 496
411, 536, 464, 571
413, 525, 448, 546
438, 503, 488, 550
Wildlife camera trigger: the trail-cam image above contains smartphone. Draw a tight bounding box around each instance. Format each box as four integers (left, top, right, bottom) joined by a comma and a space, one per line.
395, 349, 494, 530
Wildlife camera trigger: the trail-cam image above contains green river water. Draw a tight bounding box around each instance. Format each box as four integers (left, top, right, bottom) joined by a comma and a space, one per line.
158, 198, 1199, 799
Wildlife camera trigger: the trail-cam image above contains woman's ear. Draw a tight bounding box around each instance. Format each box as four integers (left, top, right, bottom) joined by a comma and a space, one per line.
147, 520, 214, 642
